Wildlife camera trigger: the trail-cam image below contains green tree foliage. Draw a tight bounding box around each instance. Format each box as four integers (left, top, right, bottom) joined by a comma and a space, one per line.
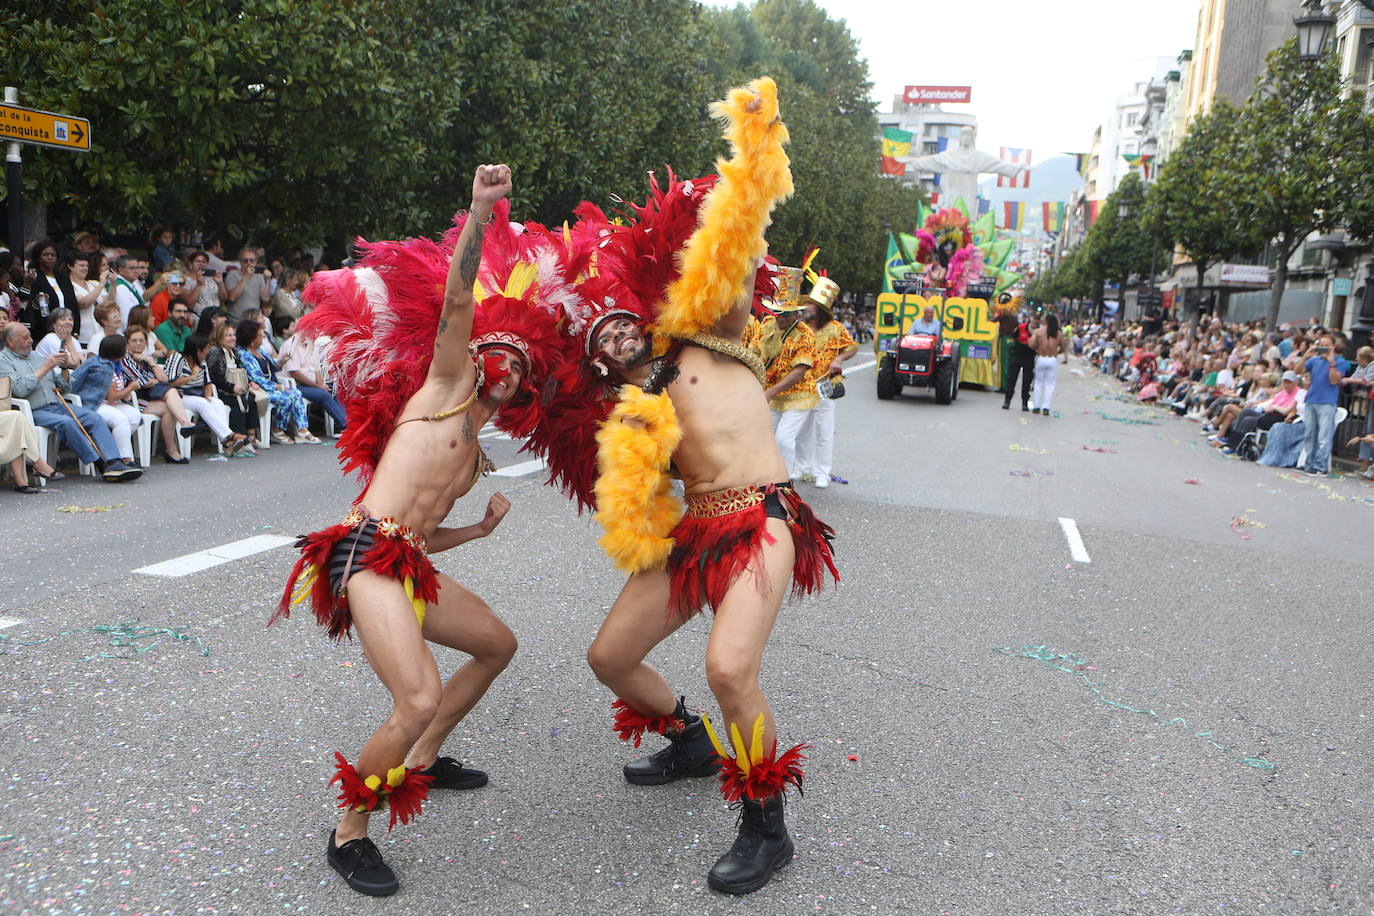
3, 0, 468, 245
437, 0, 720, 232
1225, 40, 1374, 331
3, 0, 891, 287
1145, 100, 1261, 323
702, 0, 884, 293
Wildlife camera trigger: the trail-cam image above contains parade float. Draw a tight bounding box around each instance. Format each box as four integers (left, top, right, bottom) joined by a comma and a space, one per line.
874, 197, 1023, 388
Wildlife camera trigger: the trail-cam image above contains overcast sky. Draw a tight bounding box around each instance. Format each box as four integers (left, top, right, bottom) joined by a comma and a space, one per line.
714, 0, 1206, 163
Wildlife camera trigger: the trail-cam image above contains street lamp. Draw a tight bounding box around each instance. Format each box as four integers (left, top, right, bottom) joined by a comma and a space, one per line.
1118, 200, 1130, 220
1294, 0, 1336, 62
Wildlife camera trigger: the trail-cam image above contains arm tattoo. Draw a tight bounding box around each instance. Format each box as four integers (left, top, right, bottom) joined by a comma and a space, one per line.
461, 413, 473, 444
458, 222, 485, 288
435, 317, 448, 348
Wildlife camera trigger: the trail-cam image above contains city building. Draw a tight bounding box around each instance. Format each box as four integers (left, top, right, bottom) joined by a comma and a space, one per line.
876, 92, 977, 197
1155, 50, 1194, 162
1332, 0, 1374, 109
1184, 0, 1296, 120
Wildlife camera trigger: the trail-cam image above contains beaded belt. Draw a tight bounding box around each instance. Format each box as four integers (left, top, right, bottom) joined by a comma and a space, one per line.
343, 505, 428, 553
684, 484, 766, 519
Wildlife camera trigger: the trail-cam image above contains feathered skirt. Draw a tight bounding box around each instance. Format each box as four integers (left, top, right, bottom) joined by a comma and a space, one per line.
273, 506, 438, 641
667, 482, 838, 621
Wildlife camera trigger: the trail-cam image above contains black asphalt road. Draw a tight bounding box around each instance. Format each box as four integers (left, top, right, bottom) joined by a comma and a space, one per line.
2, 360, 1371, 914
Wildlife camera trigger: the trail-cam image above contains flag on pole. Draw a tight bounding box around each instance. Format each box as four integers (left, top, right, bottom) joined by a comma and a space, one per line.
1065, 152, 1090, 177
882, 127, 913, 158
997, 147, 1032, 188
1002, 201, 1025, 231
1087, 200, 1101, 227
1121, 153, 1156, 180
1042, 201, 1066, 233
883, 233, 904, 294
880, 127, 913, 177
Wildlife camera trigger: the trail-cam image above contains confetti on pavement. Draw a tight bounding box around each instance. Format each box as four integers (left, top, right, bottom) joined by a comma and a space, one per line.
56, 503, 125, 513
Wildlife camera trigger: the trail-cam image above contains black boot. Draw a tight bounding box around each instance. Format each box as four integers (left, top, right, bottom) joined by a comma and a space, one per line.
707, 794, 794, 895
623, 697, 722, 786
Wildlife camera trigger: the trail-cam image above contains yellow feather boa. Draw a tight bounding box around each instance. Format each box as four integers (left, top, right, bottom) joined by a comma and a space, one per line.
593, 385, 684, 573
654, 76, 793, 341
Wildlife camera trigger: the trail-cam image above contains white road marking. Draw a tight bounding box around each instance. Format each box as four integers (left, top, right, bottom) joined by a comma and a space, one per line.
478, 428, 510, 441
846, 359, 877, 373
492, 458, 545, 478
0, 616, 23, 630
1057, 517, 1092, 564
135, 534, 297, 578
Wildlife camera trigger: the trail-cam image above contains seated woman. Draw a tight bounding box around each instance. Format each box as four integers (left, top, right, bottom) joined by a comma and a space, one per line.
1220, 371, 1303, 454
1210, 372, 1276, 444
164, 332, 250, 456
0, 407, 63, 494
33, 308, 87, 366
86, 303, 123, 357
205, 322, 261, 455
122, 326, 195, 464
235, 318, 320, 444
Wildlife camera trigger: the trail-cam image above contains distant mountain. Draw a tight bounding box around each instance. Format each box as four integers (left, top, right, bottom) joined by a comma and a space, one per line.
978, 155, 1085, 236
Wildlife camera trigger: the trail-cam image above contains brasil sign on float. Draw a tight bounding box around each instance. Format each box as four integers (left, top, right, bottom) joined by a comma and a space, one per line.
874, 196, 1021, 387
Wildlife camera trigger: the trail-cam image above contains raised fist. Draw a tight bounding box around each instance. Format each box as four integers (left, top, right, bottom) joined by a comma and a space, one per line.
472, 164, 513, 207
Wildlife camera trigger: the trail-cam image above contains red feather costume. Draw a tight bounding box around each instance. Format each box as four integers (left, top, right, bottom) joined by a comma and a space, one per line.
274, 202, 565, 833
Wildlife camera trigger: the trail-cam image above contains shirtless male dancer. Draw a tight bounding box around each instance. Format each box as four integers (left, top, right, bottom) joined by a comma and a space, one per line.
583, 78, 838, 895
276, 165, 528, 896
1029, 311, 1063, 415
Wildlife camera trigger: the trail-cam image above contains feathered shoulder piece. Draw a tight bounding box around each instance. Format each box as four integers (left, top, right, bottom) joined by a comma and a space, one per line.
653, 76, 793, 340
594, 169, 717, 316
592, 385, 684, 573
298, 235, 449, 489
298, 199, 565, 489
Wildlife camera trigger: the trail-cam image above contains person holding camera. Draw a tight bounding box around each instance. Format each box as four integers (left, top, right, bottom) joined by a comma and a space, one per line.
186, 250, 228, 316
223, 248, 272, 320
1300, 333, 1345, 477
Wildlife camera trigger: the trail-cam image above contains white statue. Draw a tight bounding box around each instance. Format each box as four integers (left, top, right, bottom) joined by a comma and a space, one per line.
907, 126, 1026, 209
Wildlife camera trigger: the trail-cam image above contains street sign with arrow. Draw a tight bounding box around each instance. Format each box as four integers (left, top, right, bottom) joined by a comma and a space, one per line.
0, 102, 91, 152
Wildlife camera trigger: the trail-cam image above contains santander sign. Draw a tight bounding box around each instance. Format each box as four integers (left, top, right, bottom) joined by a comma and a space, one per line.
904, 86, 973, 104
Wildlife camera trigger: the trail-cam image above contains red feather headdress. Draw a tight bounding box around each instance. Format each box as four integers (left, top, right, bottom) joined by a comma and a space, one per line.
297, 200, 564, 488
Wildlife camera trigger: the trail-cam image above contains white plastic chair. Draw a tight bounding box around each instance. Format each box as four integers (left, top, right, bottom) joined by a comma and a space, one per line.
13, 400, 58, 469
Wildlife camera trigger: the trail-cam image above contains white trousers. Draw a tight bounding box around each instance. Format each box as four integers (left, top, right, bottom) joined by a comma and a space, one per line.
1032, 357, 1058, 411
771, 407, 811, 477
796, 395, 836, 478
181, 394, 233, 441
97, 402, 142, 459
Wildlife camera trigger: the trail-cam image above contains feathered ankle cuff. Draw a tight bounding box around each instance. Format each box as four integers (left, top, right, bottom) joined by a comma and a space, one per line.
611, 698, 685, 747
701, 714, 808, 803
329, 752, 435, 831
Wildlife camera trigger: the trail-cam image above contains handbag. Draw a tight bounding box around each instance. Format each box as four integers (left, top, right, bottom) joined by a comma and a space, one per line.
0, 375, 10, 412
829, 379, 846, 400
226, 366, 249, 391
145, 382, 171, 400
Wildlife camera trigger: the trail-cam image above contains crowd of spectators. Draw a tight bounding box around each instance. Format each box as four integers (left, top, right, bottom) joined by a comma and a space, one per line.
1075, 313, 1373, 479
0, 229, 345, 493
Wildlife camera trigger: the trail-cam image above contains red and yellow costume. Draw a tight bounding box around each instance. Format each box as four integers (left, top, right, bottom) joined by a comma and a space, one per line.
269, 201, 563, 832
667, 482, 836, 621
275, 505, 438, 642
